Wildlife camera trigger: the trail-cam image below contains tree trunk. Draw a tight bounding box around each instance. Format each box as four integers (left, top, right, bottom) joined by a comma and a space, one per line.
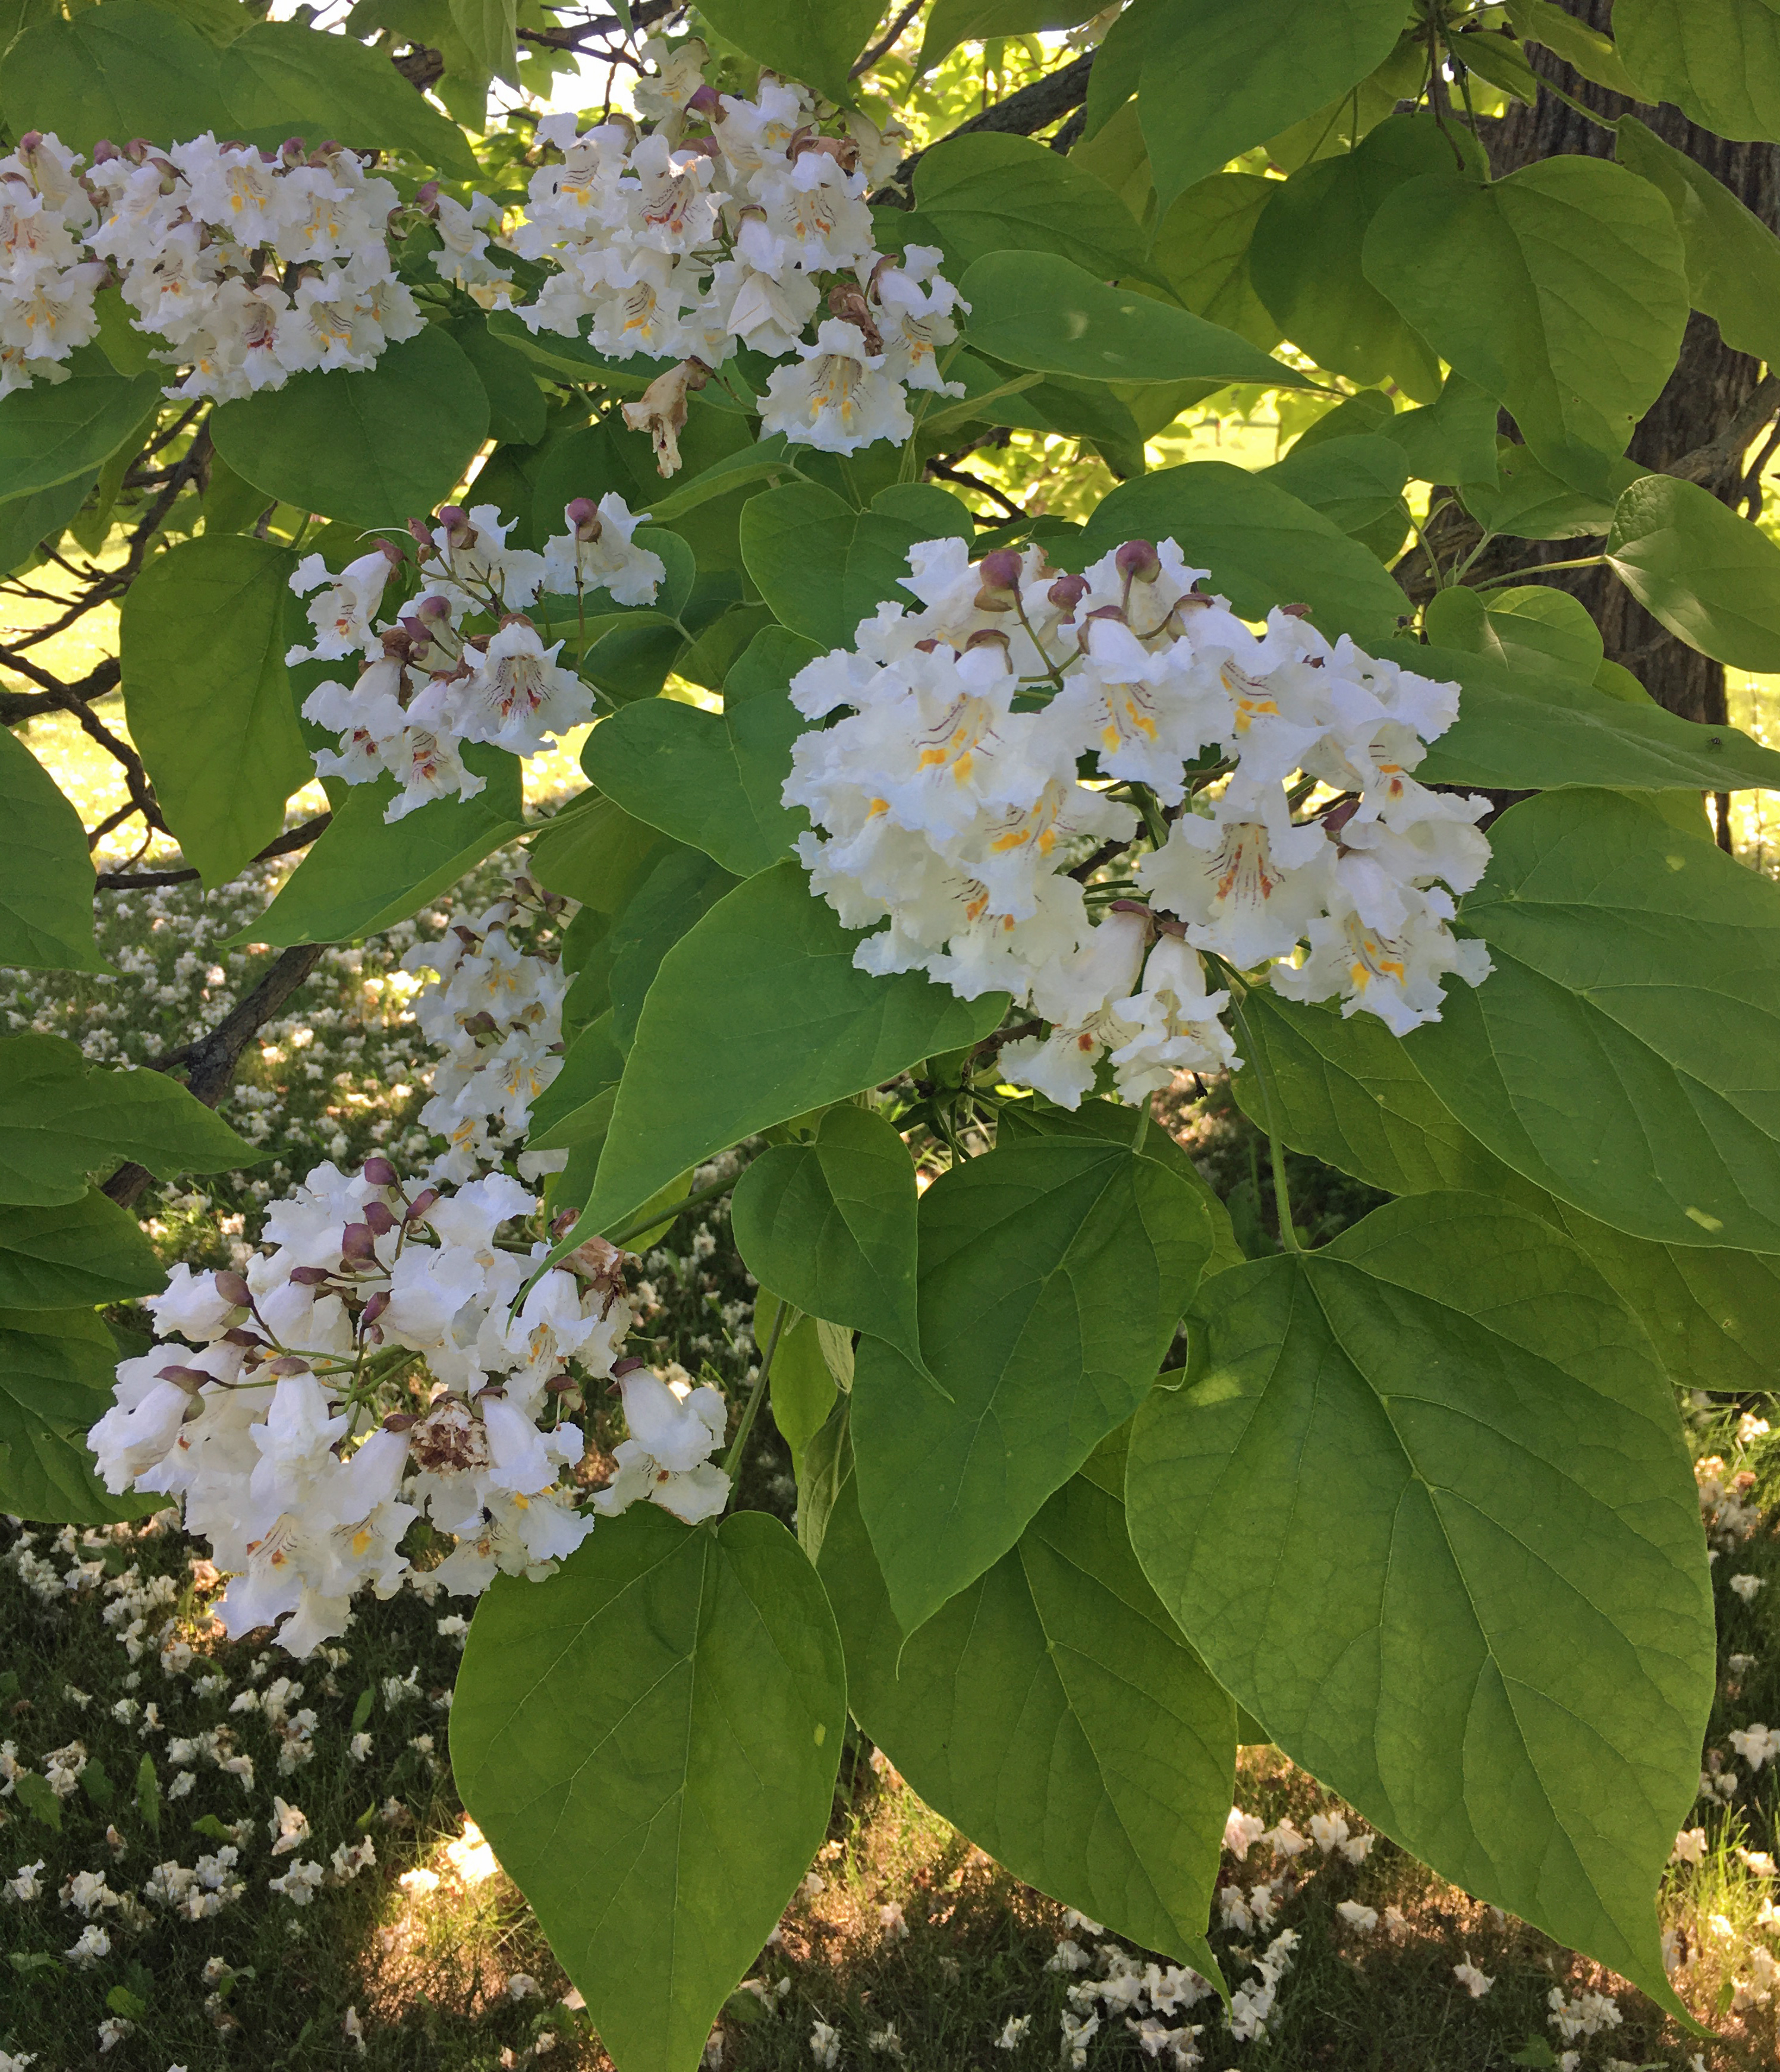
1477, 0, 1780, 730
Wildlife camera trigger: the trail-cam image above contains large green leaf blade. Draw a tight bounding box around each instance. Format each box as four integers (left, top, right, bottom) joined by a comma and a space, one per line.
691, 0, 882, 101
1410, 788, 1780, 1251
851, 1136, 1213, 1633
0, 1307, 163, 1525
1063, 460, 1409, 646
580, 862, 1006, 1235
820, 1464, 1234, 1972
1137, 0, 1410, 213
0, 1036, 256, 1207
1409, 640, 1780, 792
121, 534, 307, 889
1605, 472, 1780, 672
247, 747, 524, 947
0, 0, 232, 149
210, 328, 489, 529
730, 1104, 923, 1369
1362, 158, 1689, 496
580, 629, 819, 878
1127, 1192, 1711, 2014
0, 725, 105, 972
913, 133, 1152, 277
958, 251, 1307, 388
0, 368, 163, 501
0, 1192, 165, 1311
452, 1509, 845, 2072
739, 484, 972, 651
1615, 0, 1780, 141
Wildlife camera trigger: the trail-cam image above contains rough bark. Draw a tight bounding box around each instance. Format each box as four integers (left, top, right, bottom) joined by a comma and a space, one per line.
1478, 0, 1780, 728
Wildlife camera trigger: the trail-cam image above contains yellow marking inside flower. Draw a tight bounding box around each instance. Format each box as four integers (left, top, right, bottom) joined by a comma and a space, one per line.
352, 1529, 373, 1557
867, 796, 889, 815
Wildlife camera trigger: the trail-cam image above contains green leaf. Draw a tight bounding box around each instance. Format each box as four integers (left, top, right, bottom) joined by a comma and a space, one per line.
1262, 433, 1409, 540
1407, 643, 1780, 792
526, 1013, 624, 1152
1250, 116, 1460, 401
1470, 584, 1603, 676
0, 1191, 165, 1310
446, 316, 546, 445
0, 1035, 256, 1207
1138, 0, 1411, 213
1605, 471, 1780, 672
1362, 158, 1689, 499
1065, 460, 1411, 647
527, 791, 677, 915
0, 471, 93, 579
1146, 174, 1281, 352
134, 1753, 160, 1838
1229, 985, 1780, 1399
1081, 0, 1164, 136
1507, 0, 1644, 97
1378, 374, 1500, 487
609, 848, 741, 1050
0, 366, 164, 502
754, 1292, 836, 1477
219, 20, 476, 174
730, 1104, 923, 1371
643, 435, 798, 525
246, 744, 523, 947
1615, 116, 1780, 368
913, 133, 1151, 278
1408, 787, 1780, 1251
446, 0, 515, 84
0, 1306, 162, 1525
452, 1507, 845, 2072
958, 251, 1306, 389
916, 0, 1103, 72
120, 534, 307, 889
851, 1136, 1214, 1633
12, 1770, 62, 1831
1125, 1191, 1712, 2013
581, 629, 819, 878
820, 1464, 1233, 1970
578, 861, 1006, 1236
210, 328, 489, 530
1614, 0, 1780, 141
740, 483, 972, 651
0, 0, 232, 150
691, 0, 881, 100
1460, 439, 1630, 543
0, 725, 105, 972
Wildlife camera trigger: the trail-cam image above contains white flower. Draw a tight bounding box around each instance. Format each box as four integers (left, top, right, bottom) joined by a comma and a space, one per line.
592, 1368, 730, 1525
1671, 1825, 1708, 1864
994, 2014, 1030, 2049
459, 620, 595, 755
760, 319, 913, 454
287, 545, 400, 665
540, 493, 665, 607
1731, 1572, 1766, 1601
1336, 1900, 1378, 1932
1138, 778, 1333, 969
1223, 1807, 1266, 1861
809, 2019, 841, 2069
1452, 1956, 1493, 1997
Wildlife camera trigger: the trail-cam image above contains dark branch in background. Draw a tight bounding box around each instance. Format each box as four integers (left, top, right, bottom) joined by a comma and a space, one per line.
851, 0, 924, 77
95, 814, 335, 892
102, 945, 329, 1211
888, 48, 1093, 190
518, 0, 678, 55
1667, 372, 1780, 487
926, 458, 1024, 519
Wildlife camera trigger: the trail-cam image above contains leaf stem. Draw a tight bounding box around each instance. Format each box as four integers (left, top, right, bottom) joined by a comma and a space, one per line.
1470, 554, 1606, 591
1230, 997, 1300, 1254
606, 1173, 735, 1250
722, 1297, 791, 1486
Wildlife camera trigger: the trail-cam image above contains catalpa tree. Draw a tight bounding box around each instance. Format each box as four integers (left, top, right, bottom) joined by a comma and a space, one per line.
5, 0, 1780, 2061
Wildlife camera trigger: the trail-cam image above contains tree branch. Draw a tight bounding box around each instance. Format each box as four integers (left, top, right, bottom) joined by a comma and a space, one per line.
852, 0, 924, 77
887, 49, 1093, 190
95, 814, 334, 891
1666, 372, 1780, 486
102, 944, 329, 1211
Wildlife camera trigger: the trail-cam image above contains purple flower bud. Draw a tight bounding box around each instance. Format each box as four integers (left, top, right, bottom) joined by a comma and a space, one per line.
156, 1365, 211, 1391
93, 140, 121, 163
1115, 539, 1161, 584
407, 1188, 440, 1223
362, 1290, 389, 1325
361, 1155, 398, 1186
265, 1356, 312, 1377
611, 1355, 647, 1378
1279, 601, 1312, 618
213, 1270, 252, 1309
687, 82, 721, 117
436, 504, 468, 535
339, 1222, 376, 1261
1047, 572, 1088, 612
973, 547, 1024, 612
363, 1199, 397, 1237
382, 1411, 416, 1432
416, 593, 453, 624
18, 131, 42, 153
413, 180, 440, 212
408, 517, 433, 549
222, 1328, 265, 1347
964, 626, 1012, 664
287, 1265, 332, 1286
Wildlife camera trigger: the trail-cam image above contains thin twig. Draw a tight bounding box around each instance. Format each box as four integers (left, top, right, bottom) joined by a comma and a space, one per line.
94, 814, 335, 891
851, 0, 923, 76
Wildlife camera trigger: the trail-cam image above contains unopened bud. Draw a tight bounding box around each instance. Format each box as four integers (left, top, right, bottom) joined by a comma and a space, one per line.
413, 180, 439, 212
611, 1355, 647, 1378
361, 1290, 389, 1325
687, 82, 721, 117
1077, 602, 1128, 652
407, 1188, 440, 1223
416, 592, 453, 624
460, 1009, 498, 1038
92, 139, 122, 163
1279, 601, 1312, 618
213, 1270, 252, 1309
964, 626, 1012, 665
913, 637, 942, 653
361, 1155, 398, 1186
436, 505, 473, 548
339, 1222, 376, 1261
1320, 797, 1359, 838
1047, 572, 1089, 612
407, 517, 433, 550
363, 1199, 397, 1237
973, 547, 1024, 612
18, 131, 41, 154
381, 1412, 417, 1432
265, 1356, 312, 1377
288, 1265, 332, 1286
222, 1327, 266, 1347
156, 1365, 211, 1393
565, 496, 602, 541
1115, 539, 1161, 585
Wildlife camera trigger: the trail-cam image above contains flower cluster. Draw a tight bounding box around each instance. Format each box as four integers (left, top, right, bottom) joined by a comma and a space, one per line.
294, 495, 663, 823
84, 1159, 731, 1657
785, 534, 1492, 1110
0, 128, 426, 402
400, 889, 570, 1185
511, 37, 963, 468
